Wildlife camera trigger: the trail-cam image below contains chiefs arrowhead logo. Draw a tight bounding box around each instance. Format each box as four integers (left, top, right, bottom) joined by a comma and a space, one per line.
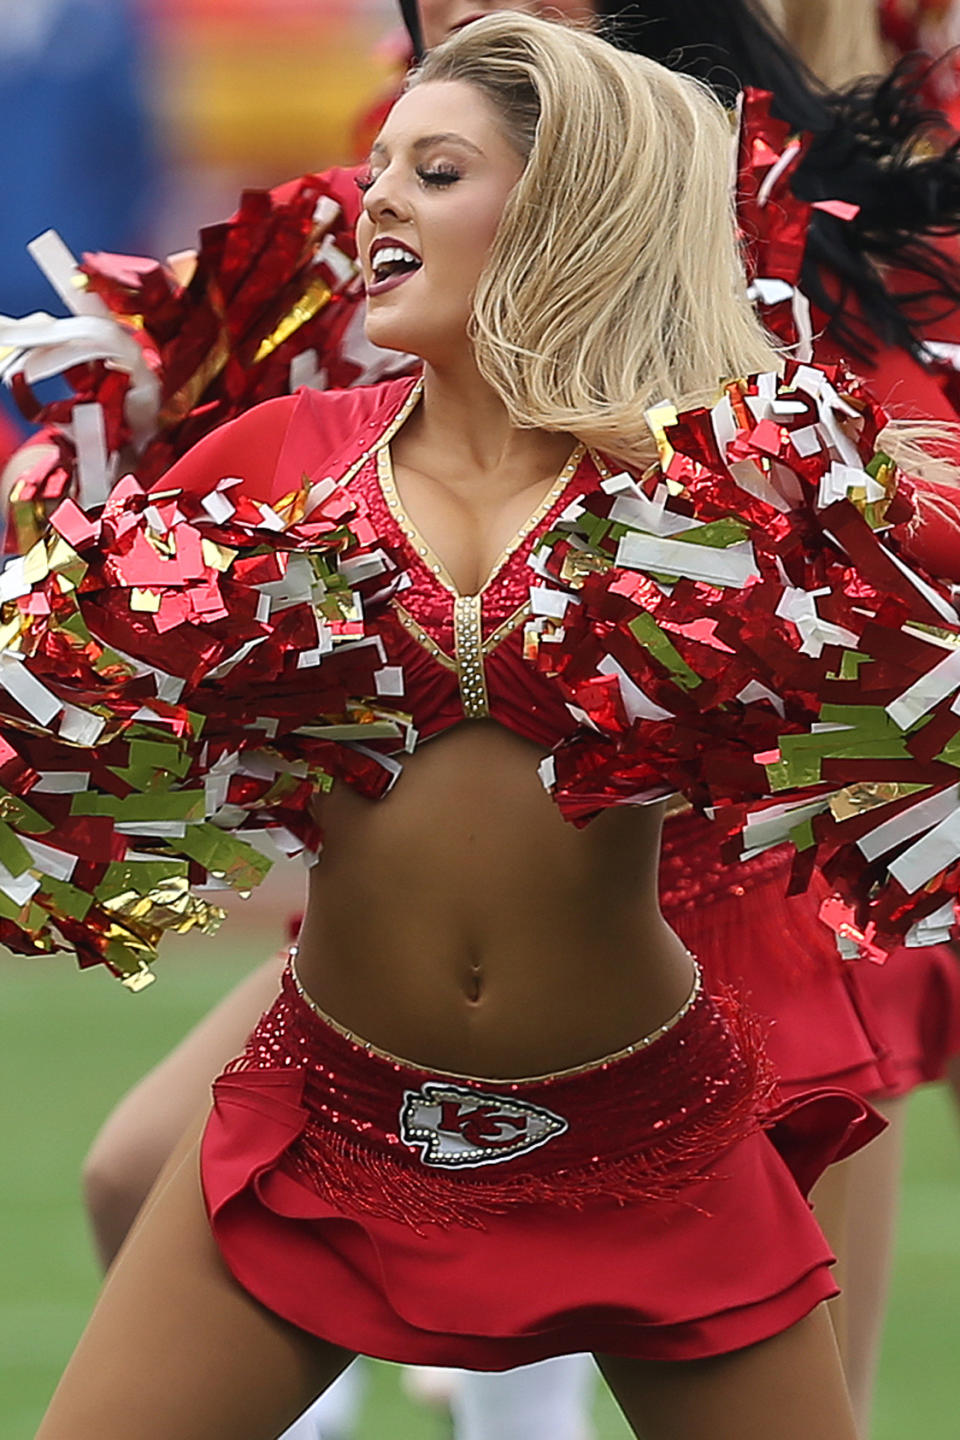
399, 1082, 568, 1169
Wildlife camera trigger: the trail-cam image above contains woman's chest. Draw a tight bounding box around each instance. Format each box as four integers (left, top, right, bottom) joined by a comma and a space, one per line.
342, 447, 591, 738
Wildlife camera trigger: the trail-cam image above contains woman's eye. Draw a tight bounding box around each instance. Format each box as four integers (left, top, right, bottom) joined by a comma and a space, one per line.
416, 165, 461, 188
356, 162, 461, 193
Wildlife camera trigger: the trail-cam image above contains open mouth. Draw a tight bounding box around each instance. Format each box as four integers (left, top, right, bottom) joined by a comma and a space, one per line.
369, 239, 423, 291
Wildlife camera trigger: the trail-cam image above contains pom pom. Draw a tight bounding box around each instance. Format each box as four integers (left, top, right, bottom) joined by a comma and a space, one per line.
530, 362, 960, 957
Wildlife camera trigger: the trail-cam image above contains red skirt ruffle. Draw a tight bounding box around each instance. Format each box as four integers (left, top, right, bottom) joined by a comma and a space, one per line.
660, 812, 960, 1099
854, 942, 960, 1097
201, 966, 882, 1368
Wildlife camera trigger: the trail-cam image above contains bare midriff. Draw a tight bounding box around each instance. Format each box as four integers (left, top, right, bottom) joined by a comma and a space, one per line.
298, 722, 695, 1080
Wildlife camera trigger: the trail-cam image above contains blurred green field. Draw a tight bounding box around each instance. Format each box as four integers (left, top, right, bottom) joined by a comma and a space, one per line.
1, 896, 958, 1438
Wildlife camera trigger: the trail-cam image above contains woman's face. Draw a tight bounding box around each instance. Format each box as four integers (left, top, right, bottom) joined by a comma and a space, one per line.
417, 2, 595, 51
356, 80, 526, 366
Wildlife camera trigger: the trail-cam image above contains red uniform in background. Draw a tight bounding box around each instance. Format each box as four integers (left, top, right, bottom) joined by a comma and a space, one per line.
880, 0, 960, 130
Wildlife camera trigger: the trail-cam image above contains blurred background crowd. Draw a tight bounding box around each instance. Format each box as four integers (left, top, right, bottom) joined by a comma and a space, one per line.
0, 0, 402, 446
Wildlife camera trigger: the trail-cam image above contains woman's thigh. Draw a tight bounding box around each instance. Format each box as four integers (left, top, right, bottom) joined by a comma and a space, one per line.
596, 1306, 857, 1440
38, 1137, 353, 1440
84, 953, 287, 1265
839, 1093, 908, 1432
806, 1155, 851, 1363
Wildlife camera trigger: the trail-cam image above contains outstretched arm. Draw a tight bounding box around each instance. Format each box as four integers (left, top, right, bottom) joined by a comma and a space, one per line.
0, 395, 400, 985
531, 361, 960, 958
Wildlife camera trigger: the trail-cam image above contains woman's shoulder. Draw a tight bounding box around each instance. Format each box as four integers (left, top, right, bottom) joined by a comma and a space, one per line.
295, 376, 418, 455
152, 378, 418, 505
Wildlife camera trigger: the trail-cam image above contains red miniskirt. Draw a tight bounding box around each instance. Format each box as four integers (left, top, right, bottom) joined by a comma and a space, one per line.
201, 962, 882, 1369
660, 811, 960, 1100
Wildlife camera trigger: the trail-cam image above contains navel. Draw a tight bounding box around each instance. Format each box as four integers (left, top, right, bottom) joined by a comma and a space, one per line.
463, 952, 484, 1004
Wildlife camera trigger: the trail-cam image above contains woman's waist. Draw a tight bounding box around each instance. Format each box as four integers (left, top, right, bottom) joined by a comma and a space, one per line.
216, 960, 780, 1221
225, 956, 767, 1170
294, 909, 693, 1077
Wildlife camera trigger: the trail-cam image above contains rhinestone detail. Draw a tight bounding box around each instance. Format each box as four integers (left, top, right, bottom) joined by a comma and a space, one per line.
454, 593, 489, 718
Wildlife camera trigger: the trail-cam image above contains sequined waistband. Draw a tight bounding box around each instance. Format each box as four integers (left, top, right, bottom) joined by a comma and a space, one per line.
287, 949, 702, 1086
225, 959, 771, 1170
219, 963, 777, 1220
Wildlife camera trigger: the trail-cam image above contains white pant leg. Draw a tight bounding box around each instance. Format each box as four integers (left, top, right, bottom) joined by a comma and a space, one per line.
279, 1360, 365, 1440
401, 1365, 462, 1406
451, 1354, 596, 1440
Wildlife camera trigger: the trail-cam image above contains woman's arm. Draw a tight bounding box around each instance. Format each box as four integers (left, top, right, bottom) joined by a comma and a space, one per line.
0, 396, 399, 985
531, 361, 960, 956
897, 476, 960, 582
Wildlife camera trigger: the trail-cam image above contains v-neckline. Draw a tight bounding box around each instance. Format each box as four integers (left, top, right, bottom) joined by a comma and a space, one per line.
374, 381, 586, 600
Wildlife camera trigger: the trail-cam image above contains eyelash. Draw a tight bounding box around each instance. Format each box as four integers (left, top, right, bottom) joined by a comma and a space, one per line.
355, 164, 462, 193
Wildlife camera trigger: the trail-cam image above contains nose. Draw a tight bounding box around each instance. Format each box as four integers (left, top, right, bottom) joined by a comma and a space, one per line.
363, 168, 410, 227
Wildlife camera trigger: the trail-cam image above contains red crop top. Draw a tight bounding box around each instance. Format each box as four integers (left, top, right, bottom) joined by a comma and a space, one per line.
151, 365, 960, 790
152, 373, 600, 755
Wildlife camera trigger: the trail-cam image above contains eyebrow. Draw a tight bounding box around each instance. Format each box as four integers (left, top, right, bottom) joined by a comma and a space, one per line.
369, 133, 485, 160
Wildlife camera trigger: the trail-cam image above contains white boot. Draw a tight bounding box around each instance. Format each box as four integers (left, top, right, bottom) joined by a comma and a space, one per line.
401, 1365, 462, 1409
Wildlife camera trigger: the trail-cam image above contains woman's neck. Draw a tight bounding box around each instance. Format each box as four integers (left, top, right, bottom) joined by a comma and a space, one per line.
409, 359, 574, 487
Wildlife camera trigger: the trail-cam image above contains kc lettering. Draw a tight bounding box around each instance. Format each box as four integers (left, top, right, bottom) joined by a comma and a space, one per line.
399, 1082, 568, 1168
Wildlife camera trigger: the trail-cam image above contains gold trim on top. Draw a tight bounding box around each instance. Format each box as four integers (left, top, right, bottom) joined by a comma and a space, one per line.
482, 601, 530, 656
349, 390, 589, 722
288, 951, 703, 1086
377, 439, 586, 601
588, 447, 614, 482
454, 593, 490, 719
378, 446, 456, 591
393, 599, 532, 726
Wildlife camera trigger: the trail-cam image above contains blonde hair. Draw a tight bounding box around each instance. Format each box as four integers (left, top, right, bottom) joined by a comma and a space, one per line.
773, 0, 890, 89
412, 12, 778, 467
413, 12, 957, 485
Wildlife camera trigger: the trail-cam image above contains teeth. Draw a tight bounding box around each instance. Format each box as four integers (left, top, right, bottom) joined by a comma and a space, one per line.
372, 244, 422, 281
375, 246, 420, 266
